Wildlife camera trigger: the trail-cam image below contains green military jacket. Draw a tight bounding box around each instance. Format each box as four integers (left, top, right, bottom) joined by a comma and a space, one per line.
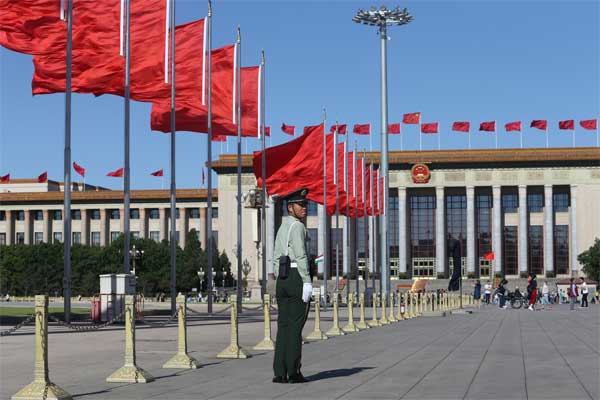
273, 215, 310, 284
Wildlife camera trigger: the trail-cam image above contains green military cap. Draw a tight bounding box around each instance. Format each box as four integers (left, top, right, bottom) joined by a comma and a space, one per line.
283, 188, 309, 204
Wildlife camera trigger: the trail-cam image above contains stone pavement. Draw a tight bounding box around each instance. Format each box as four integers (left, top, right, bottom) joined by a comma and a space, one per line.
1, 304, 598, 400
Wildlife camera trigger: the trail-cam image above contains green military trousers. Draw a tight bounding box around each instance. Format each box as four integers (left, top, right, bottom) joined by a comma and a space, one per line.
273, 269, 310, 378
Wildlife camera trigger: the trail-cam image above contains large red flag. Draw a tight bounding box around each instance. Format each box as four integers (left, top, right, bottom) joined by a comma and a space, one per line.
373, 169, 379, 215
264, 126, 271, 136
0, 173, 10, 183
558, 120, 575, 130
580, 119, 598, 130
479, 121, 496, 132
281, 123, 295, 136
107, 168, 124, 177
484, 252, 495, 261
421, 122, 438, 134
151, 169, 164, 177
364, 165, 373, 216
354, 156, 366, 216
388, 123, 401, 134
212, 135, 227, 142
403, 112, 421, 124
505, 121, 522, 131
452, 121, 470, 132
329, 142, 349, 216
353, 124, 371, 135
37, 171, 48, 183
73, 162, 85, 178
530, 120, 548, 131
330, 124, 347, 134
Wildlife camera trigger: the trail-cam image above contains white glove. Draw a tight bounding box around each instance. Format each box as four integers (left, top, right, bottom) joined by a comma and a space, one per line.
302, 283, 313, 303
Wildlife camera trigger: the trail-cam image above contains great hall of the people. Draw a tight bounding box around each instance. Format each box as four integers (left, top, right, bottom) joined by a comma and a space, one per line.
1, 147, 599, 283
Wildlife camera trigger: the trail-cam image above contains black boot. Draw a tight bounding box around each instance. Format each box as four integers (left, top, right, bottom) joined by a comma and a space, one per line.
288, 373, 308, 383
272, 376, 288, 384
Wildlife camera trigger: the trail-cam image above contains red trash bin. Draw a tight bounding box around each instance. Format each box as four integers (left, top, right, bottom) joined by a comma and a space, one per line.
90, 297, 101, 322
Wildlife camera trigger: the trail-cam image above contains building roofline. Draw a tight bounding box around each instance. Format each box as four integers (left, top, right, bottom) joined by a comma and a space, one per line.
0, 189, 217, 204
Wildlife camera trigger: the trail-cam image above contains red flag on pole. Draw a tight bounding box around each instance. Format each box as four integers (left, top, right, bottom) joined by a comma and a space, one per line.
580, 119, 598, 130
264, 126, 271, 136
107, 168, 124, 177
403, 112, 421, 124
73, 162, 85, 177
352, 124, 371, 135
530, 120, 548, 131
420, 122, 438, 134
479, 121, 496, 132
484, 252, 495, 261
329, 124, 347, 134
37, 171, 48, 183
388, 123, 401, 134
558, 120, 575, 130
281, 123, 295, 136
452, 121, 470, 132
151, 169, 164, 177
505, 121, 522, 131
212, 135, 227, 142
0, 173, 10, 183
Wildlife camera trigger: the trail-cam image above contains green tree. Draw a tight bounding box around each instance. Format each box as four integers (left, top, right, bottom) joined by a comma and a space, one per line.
578, 238, 600, 282
178, 229, 204, 292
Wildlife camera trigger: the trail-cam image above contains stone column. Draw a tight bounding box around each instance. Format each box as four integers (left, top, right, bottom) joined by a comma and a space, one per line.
492, 185, 502, 274
570, 185, 578, 276
42, 209, 50, 243
24, 209, 31, 245
544, 185, 554, 275
139, 208, 147, 239
81, 209, 89, 245
159, 207, 167, 241
398, 187, 407, 274
6, 210, 14, 245
266, 200, 276, 277
180, 207, 188, 248
435, 186, 445, 276
100, 209, 108, 246
518, 185, 528, 274
466, 186, 475, 275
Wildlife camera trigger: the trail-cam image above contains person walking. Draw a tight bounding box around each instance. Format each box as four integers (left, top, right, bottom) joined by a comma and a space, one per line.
498, 279, 508, 309
580, 279, 589, 307
526, 273, 537, 311
568, 277, 579, 311
473, 280, 481, 306
484, 281, 492, 304
272, 188, 312, 384
541, 280, 550, 309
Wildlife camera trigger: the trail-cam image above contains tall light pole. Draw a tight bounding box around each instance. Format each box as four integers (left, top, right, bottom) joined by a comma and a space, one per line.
353, 6, 413, 297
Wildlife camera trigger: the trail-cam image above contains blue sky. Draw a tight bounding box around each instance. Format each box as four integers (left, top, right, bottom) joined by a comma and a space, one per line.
1, 0, 598, 190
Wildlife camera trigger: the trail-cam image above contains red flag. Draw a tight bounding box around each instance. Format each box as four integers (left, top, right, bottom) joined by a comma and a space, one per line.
107, 168, 124, 177
0, 173, 10, 183
73, 162, 85, 178
264, 126, 271, 136
558, 120, 574, 130
212, 135, 227, 142
403, 112, 421, 124
388, 123, 401, 134
452, 121, 470, 132
202, 169, 206, 186
505, 121, 522, 131
479, 121, 496, 132
420, 122, 438, 134
484, 252, 495, 261
580, 119, 598, 130
364, 165, 373, 215
530, 120, 547, 131
37, 171, 48, 183
151, 169, 163, 177
353, 124, 371, 135
281, 123, 295, 136
329, 124, 347, 134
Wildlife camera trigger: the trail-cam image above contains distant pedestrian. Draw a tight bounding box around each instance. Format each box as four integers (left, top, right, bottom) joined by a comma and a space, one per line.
568, 278, 578, 311
473, 280, 481, 305
526, 273, 537, 311
580, 280, 589, 307
498, 279, 508, 309
484, 281, 492, 304
541, 281, 550, 309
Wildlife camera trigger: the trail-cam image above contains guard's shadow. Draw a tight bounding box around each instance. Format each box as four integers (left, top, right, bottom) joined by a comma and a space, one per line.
306, 367, 373, 381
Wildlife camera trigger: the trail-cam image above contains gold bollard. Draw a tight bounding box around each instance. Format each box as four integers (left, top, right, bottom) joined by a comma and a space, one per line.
163, 295, 201, 369
217, 295, 251, 358
415, 293, 422, 317
12, 295, 72, 400
396, 292, 404, 320
405, 292, 412, 319
356, 292, 369, 330
342, 293, 359, 333
107, 295, 155, 383
326, 293, 345, 336
388, 291, 397, 322
379, 293, 390, 325
367, 292, 382, 327
253, 293, 275, 350
306, 288, 328, 340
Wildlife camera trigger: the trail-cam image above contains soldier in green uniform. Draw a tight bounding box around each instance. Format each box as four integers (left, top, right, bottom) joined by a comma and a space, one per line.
272, 188, 312, 384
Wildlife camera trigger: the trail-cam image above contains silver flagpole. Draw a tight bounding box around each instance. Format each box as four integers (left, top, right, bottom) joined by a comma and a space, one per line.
353, 143, 359, 298
362, 154, 368, 292
495, 120, 498, 149
235, 27, 243, 313
343, 135, 349, 301
123, 0, 132, 277
322, 109, 328, 310
63, 0, 73, 323
334, 123, 340, 295
369, 162, 375, 295
206, 1, 214, 314
168, 0, 177, 314
260, 50, 267, 295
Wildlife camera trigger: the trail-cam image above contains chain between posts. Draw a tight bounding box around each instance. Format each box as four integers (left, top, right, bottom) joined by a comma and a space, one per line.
49, 309, 126, 332
0, 312, 38, 336
240, 304, 263, 311
137, 307, 180, 327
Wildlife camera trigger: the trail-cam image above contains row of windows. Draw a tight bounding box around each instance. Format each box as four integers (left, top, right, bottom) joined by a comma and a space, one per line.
502, 191, 570, 213
0, 208, 218, 221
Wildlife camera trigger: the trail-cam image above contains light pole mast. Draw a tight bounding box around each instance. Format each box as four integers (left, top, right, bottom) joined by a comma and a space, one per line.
352, 5, 413, 297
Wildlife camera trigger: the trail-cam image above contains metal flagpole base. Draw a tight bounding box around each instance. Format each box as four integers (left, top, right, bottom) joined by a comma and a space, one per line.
106, 365, 155, 383
305, 329, 329, 341
253, 337, 275, 351
326, 325, 346, 336
356, 320, 370, 330
342, 323, 359, 333
216, 344, 251, 359
12, 382, 72, 400
162, 353, 201, 369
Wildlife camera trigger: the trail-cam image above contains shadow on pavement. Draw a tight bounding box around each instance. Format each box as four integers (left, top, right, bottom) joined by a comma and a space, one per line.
306, 367, 374, 381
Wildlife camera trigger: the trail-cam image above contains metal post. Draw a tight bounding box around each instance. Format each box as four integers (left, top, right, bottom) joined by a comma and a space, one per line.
379, 24, 390, 298
63, 0, 73, 323
123, 0, 131, 275
236, 28, 243, 313
169, 0, 177, 315
260, 51, 267, 295
334, 125, 340, 297
322, 110, 328, 310
206, 1, 214, 314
